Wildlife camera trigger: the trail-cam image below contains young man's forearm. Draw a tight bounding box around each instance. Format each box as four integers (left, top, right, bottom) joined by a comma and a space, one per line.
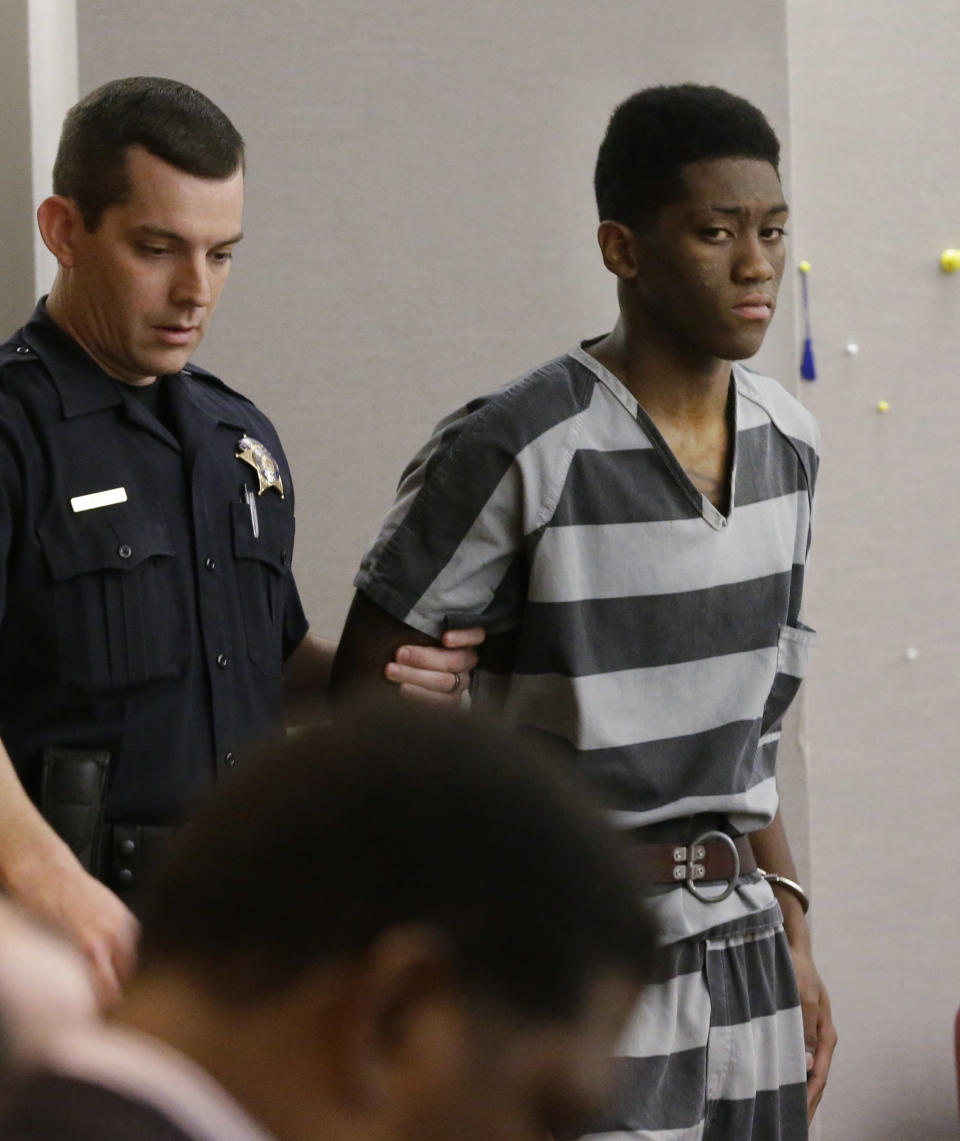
330, 591, 439, 698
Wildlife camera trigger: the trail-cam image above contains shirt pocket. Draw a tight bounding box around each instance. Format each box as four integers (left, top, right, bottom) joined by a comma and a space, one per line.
761, 622, 818, 734
231, 496, 293, 677
37, 500, 187, 691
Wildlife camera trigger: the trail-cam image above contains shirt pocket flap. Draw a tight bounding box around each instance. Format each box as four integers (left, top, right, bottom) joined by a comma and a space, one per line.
231, 499, 292, 574
38, 503, 175, 580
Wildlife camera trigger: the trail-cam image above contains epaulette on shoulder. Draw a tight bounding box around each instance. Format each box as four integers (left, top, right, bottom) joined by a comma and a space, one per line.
180, 362, 255, 407
0, 341, 38, 370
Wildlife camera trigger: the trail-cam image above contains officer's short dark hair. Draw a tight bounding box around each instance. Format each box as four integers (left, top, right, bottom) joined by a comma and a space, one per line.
140, 702, 657, 1021
53, 76, 245, 231
594, 83, 781, 229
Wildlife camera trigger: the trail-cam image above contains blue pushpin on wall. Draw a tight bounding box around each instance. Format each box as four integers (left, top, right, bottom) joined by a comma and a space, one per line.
799, 260, 816, 381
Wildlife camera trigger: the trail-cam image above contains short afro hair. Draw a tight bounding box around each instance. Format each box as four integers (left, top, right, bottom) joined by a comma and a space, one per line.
53, 76, 244, 231
594, 83, 780, 229
139, 701, 658, 1021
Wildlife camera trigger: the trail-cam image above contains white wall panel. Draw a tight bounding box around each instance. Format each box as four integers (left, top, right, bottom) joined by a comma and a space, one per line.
0, 2, 36, 336
27, 0, 78, 297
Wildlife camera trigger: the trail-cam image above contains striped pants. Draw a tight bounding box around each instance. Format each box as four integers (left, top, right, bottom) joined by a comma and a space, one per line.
586, 907, 808, 1141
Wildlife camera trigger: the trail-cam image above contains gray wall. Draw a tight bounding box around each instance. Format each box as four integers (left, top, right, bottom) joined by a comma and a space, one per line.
73, 0, 809, 900
73, 0, 810, 919
789, 0, 960, 1136
19, 1, 960, 1136
75, 0, 797, 636
74, 0, 810, 908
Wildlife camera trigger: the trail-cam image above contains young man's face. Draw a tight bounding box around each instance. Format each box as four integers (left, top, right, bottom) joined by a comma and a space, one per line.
393, 970, 639, 1141
632, 157, 788, 363
64, 145, 244, 384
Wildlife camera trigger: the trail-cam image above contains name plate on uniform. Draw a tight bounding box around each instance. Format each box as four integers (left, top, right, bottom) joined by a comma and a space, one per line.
70, 487, 128, 513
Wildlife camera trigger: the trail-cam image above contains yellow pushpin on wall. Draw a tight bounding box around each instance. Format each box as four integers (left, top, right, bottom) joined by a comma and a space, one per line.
941, 249, 960, 273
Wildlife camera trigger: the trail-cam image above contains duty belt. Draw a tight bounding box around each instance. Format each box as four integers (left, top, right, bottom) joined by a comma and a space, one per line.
105, 823, 183, 897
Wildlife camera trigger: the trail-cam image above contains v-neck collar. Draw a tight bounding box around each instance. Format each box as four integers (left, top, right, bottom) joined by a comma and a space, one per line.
568, 341, 738, 532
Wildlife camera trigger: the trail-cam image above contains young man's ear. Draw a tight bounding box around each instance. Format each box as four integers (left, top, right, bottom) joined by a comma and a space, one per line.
327, 925, 463, 1109
37, 196, 84, 268
597, 220, 640, 280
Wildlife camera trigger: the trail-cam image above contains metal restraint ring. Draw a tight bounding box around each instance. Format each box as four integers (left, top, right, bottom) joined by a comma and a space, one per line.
672, 829, 740, 903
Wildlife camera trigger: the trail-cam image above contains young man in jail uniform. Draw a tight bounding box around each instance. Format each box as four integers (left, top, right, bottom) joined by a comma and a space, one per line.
331, 84, 837, 1139
0, 77, 480, 1013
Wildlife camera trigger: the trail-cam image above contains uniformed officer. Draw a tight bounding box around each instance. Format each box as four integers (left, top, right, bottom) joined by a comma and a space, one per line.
0, 77, 481, 1009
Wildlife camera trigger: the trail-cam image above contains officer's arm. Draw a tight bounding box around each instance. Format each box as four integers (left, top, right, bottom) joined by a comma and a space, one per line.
329, 590, 482, 703
0, 736, 138, 1009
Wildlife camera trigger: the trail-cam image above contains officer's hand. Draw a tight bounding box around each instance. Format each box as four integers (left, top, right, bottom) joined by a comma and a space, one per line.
11, 850, 139, 1010
385, 627, 485, 704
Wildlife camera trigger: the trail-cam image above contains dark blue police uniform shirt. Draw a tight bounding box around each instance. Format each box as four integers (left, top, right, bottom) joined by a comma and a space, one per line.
0, 302, 308, 823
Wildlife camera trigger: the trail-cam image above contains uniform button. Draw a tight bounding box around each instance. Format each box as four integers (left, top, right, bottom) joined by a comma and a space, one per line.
205, 556, 216, 571
224, 751, 236, 767
117, 543, 133, 559
280, 548, 288, 566
119, 838, 136, 855
217, 653, 229, 668
117, 868, 134, 884
15, 346, 29, 354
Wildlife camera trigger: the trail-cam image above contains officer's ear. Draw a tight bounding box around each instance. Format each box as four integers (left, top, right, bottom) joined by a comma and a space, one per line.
37, 196, 85, 269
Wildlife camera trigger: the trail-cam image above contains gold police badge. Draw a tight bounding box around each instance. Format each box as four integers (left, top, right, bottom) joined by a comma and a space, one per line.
236, 436, 284, 497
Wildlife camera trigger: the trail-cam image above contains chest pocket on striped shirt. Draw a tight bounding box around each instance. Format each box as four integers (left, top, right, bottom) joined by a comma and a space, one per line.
762, 623, 817, 734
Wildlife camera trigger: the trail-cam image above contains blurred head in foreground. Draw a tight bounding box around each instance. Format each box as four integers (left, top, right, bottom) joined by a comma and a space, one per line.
127, 702, 657, 1141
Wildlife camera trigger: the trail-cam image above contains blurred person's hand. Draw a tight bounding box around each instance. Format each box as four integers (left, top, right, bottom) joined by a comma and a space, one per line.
6, 845, 139, 1011
0, 897, 100, 1068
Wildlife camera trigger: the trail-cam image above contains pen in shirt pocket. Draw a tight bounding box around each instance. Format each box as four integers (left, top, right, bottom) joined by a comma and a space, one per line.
242, 484, 259, 538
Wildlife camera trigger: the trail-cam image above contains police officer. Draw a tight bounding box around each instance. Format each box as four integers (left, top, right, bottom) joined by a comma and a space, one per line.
0, 77, 481, 1009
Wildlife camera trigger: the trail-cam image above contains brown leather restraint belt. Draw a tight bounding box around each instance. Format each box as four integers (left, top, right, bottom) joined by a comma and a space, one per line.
629, 831, 756, 903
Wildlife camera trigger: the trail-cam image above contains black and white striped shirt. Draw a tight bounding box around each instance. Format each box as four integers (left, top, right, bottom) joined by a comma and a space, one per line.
358, 344, 819, 843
